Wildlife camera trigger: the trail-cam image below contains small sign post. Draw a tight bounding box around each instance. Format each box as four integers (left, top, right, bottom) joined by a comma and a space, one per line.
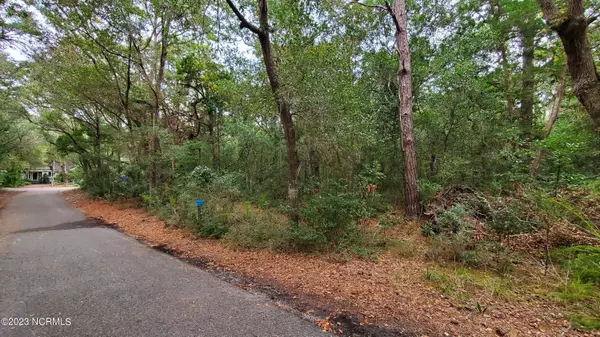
195, 200, 204, 221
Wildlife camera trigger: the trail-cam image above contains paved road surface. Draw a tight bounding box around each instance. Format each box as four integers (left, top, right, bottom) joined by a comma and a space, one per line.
0, 189, 325, 337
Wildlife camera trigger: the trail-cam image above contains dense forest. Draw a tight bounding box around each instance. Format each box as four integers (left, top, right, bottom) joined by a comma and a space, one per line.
1, 0, 600, 333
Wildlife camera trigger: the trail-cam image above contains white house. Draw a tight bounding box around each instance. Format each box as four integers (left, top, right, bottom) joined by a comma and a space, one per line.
23, 161, 73, 184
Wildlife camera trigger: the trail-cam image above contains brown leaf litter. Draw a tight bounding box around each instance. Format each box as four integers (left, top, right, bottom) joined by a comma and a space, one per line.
0, 190, 20, 210
61, 190, 599, 337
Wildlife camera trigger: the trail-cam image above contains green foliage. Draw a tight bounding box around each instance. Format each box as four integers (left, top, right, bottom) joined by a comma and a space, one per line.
552, 278, 600, 302
551, 246, 600, 284
386, 238, 416, 258
189, 165, 217, 187
586, 178, 600, 195
488, 195, 542, 238
0, 0, 597, 276
297, 181, 365, 249
418, 180, 442, 206
287, 225, 327, 252
568, 314, 600, 331
68, 166, 83, 185
422, 205, 470, 236
223, 210, 288, 250
422, 266, 516, 304
1, 169, 24, 187
358, 161, 385, 186
195, 211, 229, 239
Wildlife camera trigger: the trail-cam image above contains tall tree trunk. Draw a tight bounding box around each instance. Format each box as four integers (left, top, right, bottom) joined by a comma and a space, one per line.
392, 0, 420, 217
62, 162, 68, 185
225, 0, 300, 223
308, 146, 320, 179
537, 0, 600, 130
520, 26, 535, 138
207, 108, 220, 172
532, 64, 568, 176
500, 43, 515, 117
492, 0, 515, 117
149, 12, 171, 196
427, 154, 436, 179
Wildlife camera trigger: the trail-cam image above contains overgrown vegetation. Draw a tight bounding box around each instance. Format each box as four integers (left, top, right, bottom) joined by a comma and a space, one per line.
1, 0, 599, 332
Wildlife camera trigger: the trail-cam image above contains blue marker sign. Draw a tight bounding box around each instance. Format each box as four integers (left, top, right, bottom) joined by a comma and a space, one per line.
195, 200, 204, 207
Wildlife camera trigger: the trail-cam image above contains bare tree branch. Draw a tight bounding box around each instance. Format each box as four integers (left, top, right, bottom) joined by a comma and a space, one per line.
349, 0, 387, 11
350, 1, 401, 35
224, 0, 263, 35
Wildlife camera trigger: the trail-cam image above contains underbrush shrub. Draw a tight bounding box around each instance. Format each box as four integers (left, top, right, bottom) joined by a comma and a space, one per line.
418, 179, 442, 206
585, 178, 600, 195
109, 176, 146, 200
189, 165, 216, 185
164, 168, 281, 242
551, 246, 600, 284
459, 241, 517, 273
422, 267, 517, 305
211, 172, 243, 201
1, 170, 25, 187
69, 166, 84, 185
223, 209, 288, 250
193, 196, 232, 238
287, 225, 327, 251
423, 196, 518, 273
488, 196, 542, 239
295, 180, 370, 250
386, 238, 417, 258
426, 233, 472, 263
422, 204, 470, 236
426, 234, 516, 273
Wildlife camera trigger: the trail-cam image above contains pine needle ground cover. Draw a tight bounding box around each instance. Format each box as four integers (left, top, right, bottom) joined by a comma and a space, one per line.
63, 189, 599, 336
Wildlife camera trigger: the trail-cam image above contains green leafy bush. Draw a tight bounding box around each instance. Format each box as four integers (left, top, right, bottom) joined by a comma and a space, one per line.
189, 165, 216, 187
223, 208, 287, 250
209, 172, 243, 201
68, 166, 84, 185
298, 181, 362, 247
459, 241, 517, 273
358, 161, 385, 186
426, 232, 473, 262
1, 170, 25, 187
195, 216, 229, 238
287, 225, 327, 251
488, 197, 541, 238
422, 204, 470, 236
586, 178, 600, 195
418, 180, 442, 205
194, 201, 229, 239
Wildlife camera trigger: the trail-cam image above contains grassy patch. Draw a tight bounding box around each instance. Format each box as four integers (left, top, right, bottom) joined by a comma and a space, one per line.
568, 313, 600, 331
551, 246, 600, 284
548, 245, 600, 330
386, 238, 417, 258
222, 206, 289, 251
423, 266, 516, 306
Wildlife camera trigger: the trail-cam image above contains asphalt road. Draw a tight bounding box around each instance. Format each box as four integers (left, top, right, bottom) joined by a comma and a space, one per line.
0, 189, 326, 337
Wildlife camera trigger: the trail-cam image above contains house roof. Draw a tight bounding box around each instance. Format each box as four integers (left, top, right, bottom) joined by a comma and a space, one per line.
26, 167, 53, 171
25, 161, 76, 172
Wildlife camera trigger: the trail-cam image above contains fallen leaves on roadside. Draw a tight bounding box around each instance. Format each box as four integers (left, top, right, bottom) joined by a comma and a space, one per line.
61, 190, 600, 337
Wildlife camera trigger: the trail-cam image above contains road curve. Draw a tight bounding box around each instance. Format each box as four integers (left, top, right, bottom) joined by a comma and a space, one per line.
0, 189, 326, 337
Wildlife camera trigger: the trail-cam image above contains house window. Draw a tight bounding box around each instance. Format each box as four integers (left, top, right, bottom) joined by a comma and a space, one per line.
33, 172, 38, 180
